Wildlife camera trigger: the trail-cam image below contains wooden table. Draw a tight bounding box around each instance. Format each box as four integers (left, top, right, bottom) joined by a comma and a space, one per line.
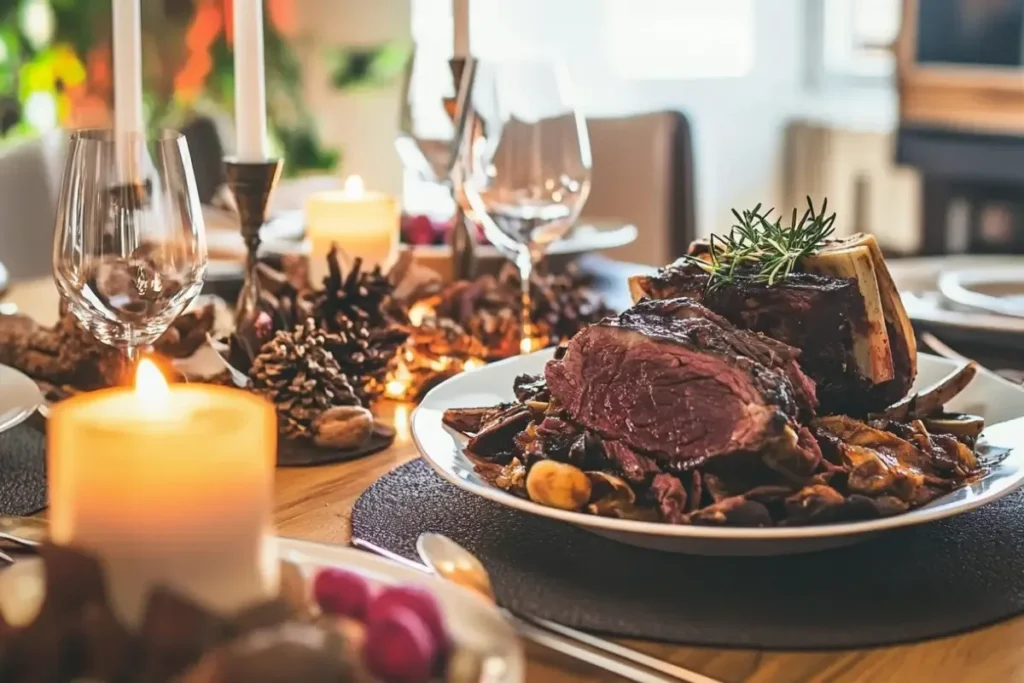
6, 274, 1022, 683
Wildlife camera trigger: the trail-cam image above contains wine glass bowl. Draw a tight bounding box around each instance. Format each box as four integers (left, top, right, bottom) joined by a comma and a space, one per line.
458, 59, 592, 351
53, 129, 207, 357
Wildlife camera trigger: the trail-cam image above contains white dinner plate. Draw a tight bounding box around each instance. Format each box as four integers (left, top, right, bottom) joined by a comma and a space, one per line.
279, 538, 524, 682
0, 364, 43, 434
412, 349, 1024, 556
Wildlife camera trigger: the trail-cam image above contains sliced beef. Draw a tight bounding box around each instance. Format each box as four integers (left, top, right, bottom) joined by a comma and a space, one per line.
650, 473, 687, 523
545, 298, 817, 468
632, 261, 910, 415
604, 440, 662, 482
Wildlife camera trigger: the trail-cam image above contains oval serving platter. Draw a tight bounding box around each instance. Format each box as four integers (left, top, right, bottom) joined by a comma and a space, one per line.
411, 348, 1024, 556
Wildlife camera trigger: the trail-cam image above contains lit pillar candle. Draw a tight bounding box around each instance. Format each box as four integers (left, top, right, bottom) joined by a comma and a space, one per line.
48, 360, 278, 627
233, 0, 269, 160
305, 175, 400, 282
453, 0, 470, 56
112, 0, 143, 180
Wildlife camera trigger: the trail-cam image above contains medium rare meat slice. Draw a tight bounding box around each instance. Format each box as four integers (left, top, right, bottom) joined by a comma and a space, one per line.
545, 298, 818, 468
629, 261, 911, 416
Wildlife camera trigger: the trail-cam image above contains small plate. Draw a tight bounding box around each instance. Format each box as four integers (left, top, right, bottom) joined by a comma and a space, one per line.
279, 538, 524, 682
0, 537, 524, 682
0, 364, 43, 434
889, 257, 1024, 349
938, 266, 1024, 318
412, 349, 1024, 556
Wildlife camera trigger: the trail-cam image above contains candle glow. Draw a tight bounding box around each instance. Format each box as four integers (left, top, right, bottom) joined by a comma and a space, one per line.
305, 176, 400, 280
48, 362, 278, 626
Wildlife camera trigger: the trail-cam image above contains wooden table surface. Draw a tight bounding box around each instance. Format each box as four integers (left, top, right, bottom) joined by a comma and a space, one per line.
6, 275, 1022, 683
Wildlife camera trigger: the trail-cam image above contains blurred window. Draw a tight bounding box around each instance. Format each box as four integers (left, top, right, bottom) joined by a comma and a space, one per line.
819, 0, 901, 83
411, 0, 755, 80
601, 0, 755, 79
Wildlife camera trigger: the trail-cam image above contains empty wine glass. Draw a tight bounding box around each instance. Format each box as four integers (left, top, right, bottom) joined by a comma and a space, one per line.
53, 129, 208, 362
458, 59, 592, 353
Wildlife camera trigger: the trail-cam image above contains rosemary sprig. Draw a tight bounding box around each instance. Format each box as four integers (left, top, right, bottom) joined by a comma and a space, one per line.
681, 197, 837, 290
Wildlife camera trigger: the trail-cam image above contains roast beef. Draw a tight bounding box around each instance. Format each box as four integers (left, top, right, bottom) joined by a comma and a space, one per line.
544, 298, 818, 468
629, 261, 912, 415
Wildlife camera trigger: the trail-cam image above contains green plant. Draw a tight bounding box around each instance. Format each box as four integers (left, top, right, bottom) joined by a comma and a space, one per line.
0, 0, 407, 175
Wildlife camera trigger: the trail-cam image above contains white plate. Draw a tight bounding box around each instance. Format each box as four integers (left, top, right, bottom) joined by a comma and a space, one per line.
0, 364, 43, 433
889, 257, 1024, 346
412, 349, 1024, 556
0, 538, 524, 682
279, 538, 524, 682
938, 266, 1024, 319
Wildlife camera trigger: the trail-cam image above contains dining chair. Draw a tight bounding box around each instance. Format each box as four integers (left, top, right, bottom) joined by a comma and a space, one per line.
580, 110, 696, 266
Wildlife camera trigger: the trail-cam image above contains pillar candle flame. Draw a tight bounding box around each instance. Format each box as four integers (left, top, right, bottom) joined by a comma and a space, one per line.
135, 358, 169, 409
343, 174, 365, 198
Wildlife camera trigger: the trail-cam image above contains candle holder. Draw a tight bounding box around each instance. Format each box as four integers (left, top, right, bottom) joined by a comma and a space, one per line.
223, 157, 284, 358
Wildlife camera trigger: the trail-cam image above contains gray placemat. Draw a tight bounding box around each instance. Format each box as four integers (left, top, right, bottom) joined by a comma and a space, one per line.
352, 458, 1024, 650
0, 420, 46, 516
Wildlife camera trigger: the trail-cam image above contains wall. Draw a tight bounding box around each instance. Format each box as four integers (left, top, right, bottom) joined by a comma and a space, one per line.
460, 0, 812, 239
292, 0, 899, 244
293, 0, 411, 196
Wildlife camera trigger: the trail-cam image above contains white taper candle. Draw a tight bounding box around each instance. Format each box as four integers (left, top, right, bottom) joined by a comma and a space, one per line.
112, 0, 143, 182
233, 0, 269, 161
453, 0, 470, 57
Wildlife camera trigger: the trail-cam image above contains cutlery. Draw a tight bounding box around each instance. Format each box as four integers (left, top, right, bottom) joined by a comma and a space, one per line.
0, 516, 48, 544
0, 532, 40, 550
352, 536, 722, 683
416, 533, 724, 683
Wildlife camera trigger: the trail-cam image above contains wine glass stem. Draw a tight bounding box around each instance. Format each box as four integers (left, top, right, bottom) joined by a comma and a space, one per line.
517, 252, 534, 353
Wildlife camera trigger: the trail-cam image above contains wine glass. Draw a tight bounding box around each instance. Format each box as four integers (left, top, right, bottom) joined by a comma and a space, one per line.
458, 59, 592, 353
53, 129, 208, 362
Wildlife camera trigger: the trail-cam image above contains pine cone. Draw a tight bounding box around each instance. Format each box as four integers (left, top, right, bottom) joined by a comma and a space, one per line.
322, 315, 406, 405
249, 320, 360, 441
315, 246, 396, 329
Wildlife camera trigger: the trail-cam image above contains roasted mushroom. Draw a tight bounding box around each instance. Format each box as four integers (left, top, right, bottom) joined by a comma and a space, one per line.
442, 404, 514, 434
881, 362, 978, 421
585, 471, 636, 517
922, 413, 985, 443
466, 405, 532, 461
525, 460, 591, 511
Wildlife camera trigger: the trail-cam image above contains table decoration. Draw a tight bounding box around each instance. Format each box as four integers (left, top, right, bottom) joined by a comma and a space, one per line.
224, 157, 284, 361
0, 302, 215, 401
48, 358, 278, 625
0, 538, 523, 683
382, 262, 612, 401
352, 457, 1024, 649
305, 176, 401, 284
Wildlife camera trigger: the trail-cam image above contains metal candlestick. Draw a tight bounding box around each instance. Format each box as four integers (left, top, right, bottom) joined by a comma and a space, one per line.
224, 157, 283, 358
447, 56, 479, 281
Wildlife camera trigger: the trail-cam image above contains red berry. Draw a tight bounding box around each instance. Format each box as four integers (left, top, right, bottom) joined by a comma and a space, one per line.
314, 568, 372, 619
366, 585, 448, 655
402, 214, 436, 246
363, 605, 437, 683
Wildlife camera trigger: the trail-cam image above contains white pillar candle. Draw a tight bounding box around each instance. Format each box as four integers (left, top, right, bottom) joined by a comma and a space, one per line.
112, 0, 143, 181
453, 0, 470, 57
233, 0, 269, 160
305, 175, 400, 283
48, 360, 279, 627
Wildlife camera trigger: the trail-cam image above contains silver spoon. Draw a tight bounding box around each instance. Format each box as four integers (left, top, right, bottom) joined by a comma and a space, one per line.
0, 532, 40, 550
415, 533, 724, 683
